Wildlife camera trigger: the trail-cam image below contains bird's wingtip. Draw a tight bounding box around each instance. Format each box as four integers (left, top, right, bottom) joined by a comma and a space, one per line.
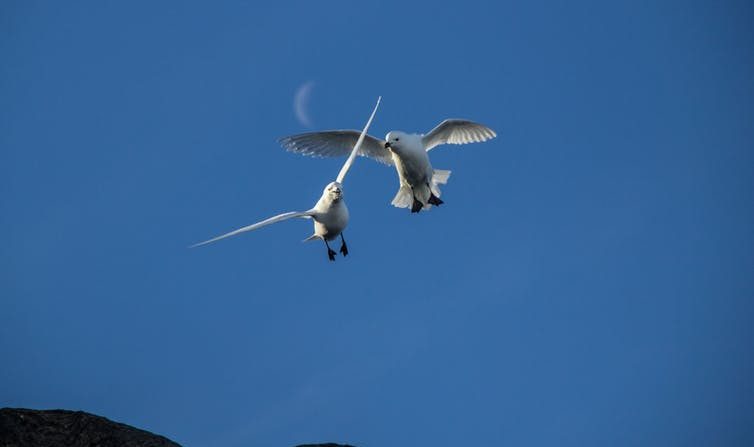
189, 239, 212, 248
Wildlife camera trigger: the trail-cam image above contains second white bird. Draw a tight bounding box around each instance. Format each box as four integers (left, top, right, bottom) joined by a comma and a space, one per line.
191, 97, 381, 261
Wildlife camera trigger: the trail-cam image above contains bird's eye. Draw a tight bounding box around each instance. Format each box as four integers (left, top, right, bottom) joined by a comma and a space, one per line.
395, 138, 400, 141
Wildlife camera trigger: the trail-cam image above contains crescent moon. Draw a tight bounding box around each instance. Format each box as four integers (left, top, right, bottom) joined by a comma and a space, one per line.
293, 81, 315, 128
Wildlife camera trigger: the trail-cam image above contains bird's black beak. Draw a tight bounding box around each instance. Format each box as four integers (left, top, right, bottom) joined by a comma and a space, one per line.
384, 142, 391, 149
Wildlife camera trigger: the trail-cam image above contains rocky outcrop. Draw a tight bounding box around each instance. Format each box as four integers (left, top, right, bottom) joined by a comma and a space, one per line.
0, 408, 181, 447
0, 408, 359, 447
296, 444, 356, 447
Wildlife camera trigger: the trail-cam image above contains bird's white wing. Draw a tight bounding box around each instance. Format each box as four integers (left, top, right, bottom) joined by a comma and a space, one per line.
190, 211, 313, 248
279, 130, 392, 165
336, 96, 381, 183
422, 119, 497, 151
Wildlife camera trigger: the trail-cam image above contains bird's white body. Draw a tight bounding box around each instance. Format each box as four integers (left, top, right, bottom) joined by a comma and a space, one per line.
280, 119, 496, 212
385, 131, 438, 209
308, 182, 349, 242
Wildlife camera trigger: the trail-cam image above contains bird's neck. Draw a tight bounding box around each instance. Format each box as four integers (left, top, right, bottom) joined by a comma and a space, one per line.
315, 194, 344, 211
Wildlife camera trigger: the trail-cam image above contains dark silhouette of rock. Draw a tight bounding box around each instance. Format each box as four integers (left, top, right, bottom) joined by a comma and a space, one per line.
0, 408, 181, 447
296, 444, 356, 447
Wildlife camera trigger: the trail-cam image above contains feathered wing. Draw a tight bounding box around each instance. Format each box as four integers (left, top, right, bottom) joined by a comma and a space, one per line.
190, 211, 313, 248
336, 96, 382, 183
279, 130, 393, 165
422, 119, 497, 151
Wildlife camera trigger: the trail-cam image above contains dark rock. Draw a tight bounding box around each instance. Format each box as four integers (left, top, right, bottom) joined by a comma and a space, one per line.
296, 444, 357, 447
0, 408, 181, 447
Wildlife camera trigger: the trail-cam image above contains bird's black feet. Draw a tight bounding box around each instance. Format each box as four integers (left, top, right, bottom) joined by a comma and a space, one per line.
428, 193, 444, 206
339, 234, 348, 256
324, 240, 337, 261
411, 197, 423, 213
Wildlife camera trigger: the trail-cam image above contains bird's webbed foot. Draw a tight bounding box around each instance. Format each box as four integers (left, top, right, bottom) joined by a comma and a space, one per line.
339, 234, 349, 256
411, 197, 423, 213
427, 183, 443, 207
428, 193, 444, 206
324, 240, 337, 261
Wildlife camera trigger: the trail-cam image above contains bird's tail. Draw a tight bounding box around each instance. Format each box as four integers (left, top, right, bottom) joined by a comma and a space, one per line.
391, 185, 413, 208
392, 170, 451, 210
432, 169, 451, 185
430, 169, 451, 197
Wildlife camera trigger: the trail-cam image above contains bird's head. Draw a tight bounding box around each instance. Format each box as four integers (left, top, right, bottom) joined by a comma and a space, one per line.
384, 131, 408, 152
324, 181, 344, 202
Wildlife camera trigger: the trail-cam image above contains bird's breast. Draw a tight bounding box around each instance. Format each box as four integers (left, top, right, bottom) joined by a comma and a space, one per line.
314, 200, 348, 239
393, 147, 432, 187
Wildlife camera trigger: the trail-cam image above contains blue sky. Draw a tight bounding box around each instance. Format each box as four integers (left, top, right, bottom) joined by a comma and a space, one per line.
2, 1, 753, 446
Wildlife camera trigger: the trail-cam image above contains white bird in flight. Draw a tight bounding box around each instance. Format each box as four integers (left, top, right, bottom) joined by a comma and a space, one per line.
191, 97, 382, 261
279, 119, 496, 212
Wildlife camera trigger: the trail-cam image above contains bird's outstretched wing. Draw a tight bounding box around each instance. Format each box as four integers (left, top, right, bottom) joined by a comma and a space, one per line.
190, 211, 313, 248
336, 96, 381, 183
279, 130, 393, 165
422, 119, 497, 151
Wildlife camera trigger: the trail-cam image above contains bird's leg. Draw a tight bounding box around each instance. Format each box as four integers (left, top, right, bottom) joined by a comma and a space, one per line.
427, 194, 443, 206
324, 240, 337, 261
411, 196, 423, 213
339, 233, 349, 256
427, 182, 444, 206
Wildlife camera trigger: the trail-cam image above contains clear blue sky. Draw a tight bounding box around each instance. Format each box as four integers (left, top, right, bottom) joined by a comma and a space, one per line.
2, 1, 753, 446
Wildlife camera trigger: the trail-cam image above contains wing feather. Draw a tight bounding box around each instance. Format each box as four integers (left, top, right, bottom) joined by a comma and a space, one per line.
422, 119, 497, 151
336, 96, 382, 183
190, 211, 313, 248
279, 130, 392, 165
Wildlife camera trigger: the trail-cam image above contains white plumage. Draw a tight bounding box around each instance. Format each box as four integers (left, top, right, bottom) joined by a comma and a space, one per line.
280, 119, 496, 212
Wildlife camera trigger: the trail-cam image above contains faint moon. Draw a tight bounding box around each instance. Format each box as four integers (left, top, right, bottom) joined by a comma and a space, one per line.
293, 81, 315, 128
